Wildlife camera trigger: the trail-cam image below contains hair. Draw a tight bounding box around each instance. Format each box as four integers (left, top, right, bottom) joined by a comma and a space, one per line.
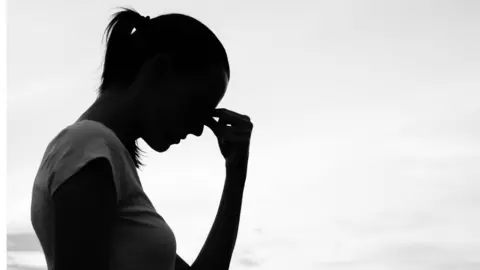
97, 7, 230, 169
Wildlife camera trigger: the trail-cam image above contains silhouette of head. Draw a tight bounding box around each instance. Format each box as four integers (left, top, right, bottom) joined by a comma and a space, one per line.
98, 8, 230, 167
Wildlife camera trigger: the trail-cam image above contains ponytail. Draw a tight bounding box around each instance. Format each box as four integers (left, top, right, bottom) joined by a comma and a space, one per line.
99, 8, 149, 169
95, 8, 230, 169
98, 7, 149, 95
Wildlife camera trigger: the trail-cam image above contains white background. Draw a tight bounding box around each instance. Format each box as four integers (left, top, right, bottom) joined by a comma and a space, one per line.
5, 0, 480, 269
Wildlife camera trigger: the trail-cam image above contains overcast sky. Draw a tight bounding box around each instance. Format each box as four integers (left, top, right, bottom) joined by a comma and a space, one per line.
6, 0, 480, 269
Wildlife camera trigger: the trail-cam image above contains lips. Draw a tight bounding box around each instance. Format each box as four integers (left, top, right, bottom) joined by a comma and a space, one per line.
172, 134, 187, 144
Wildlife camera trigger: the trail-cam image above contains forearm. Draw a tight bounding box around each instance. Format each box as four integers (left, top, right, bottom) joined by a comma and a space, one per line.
191, 165, 247, 270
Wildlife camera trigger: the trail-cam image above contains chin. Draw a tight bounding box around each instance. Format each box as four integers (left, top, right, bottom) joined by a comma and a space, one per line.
155, 145, 171, 152
146, 140, 172, 153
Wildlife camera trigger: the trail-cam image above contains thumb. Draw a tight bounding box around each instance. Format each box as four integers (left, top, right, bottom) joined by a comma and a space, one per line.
206, 117, 223, 137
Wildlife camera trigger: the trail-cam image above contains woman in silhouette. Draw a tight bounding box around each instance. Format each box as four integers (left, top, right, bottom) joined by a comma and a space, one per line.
30, 7, 253, 270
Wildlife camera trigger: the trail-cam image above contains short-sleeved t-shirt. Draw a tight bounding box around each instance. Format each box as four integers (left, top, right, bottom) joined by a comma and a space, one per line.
30, 120, 177, 270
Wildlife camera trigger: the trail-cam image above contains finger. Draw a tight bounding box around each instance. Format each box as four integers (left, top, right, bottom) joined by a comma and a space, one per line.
215, 119, 253, 135
205, 117, 216, 129
221, 131, 251, 143
218, 117, 232, 127
205, 117, 219, 134
222, 127, 252, 138
205, 117, 226, 137
213, 109, 251, 126
213, 108, 250, 120
222, 119, 253, 131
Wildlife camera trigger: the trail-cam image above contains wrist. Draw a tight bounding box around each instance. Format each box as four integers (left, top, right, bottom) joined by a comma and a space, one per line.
226, 162, 247, 183
226, 158, 247, 174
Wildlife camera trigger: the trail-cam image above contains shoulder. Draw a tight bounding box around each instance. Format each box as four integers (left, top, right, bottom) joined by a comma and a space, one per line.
44, 120, 122, 197
45, 120, 125, 160
58, 120, 119, 148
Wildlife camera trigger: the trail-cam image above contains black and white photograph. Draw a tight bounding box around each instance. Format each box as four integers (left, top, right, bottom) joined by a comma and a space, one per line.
4, 1, 480, 270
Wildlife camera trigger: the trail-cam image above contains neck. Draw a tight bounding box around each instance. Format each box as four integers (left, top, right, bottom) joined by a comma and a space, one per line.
78, 92, 140, 148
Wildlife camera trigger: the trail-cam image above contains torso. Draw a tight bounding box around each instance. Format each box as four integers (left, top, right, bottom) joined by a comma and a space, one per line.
31, 120, 177, 270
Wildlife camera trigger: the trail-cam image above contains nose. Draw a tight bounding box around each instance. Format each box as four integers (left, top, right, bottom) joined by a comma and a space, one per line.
191, 124, 204, 137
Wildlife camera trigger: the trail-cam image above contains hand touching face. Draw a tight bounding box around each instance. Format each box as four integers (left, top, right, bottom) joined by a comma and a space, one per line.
134, 56, 228, 152
206, 108, 253, 167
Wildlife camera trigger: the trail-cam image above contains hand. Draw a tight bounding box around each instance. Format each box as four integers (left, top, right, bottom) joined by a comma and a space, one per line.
206, 108, 253, 171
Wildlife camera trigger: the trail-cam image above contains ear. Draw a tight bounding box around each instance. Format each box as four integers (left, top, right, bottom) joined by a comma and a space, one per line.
128, 53, 173, 96
151, 53, 174, 78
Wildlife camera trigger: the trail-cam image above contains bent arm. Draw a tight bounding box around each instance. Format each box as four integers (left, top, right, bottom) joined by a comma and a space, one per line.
189, 165, 247, 270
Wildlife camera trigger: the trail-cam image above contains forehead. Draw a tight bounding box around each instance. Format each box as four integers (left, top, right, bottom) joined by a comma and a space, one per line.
192, 65, 228, 107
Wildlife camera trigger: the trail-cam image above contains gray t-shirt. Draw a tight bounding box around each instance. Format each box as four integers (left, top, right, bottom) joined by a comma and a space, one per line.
30, 120, 177, 270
